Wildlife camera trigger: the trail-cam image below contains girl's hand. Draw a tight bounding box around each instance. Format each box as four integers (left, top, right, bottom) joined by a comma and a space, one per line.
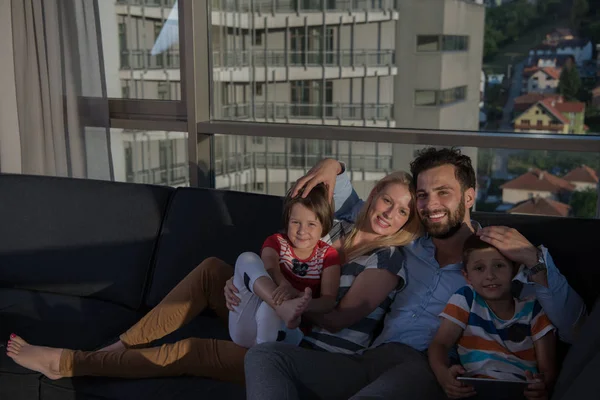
438, 365, 477, 399
272, 283, 301, 305
524, 371, 548, 400
224, 277, 241, 311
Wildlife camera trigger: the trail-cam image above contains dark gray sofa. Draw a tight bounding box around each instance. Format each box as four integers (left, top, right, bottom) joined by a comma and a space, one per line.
0, 174, 598, 400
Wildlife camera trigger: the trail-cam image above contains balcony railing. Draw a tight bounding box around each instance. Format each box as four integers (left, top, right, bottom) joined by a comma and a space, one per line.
211, 0, 397, 13
215, 152, 392, 175
221, 102, 393, 120
514, 124, 565, 132
120, 50, 180, 70
116, 0, 176, 6
213, 49, 395, 67
127, 162, 189, 185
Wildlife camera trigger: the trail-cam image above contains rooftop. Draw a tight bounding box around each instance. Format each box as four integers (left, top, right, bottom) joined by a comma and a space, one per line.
508, 197, 571, 217
500, 168, 576, 193
563, 165, 599, 184
523, 66, 561, 79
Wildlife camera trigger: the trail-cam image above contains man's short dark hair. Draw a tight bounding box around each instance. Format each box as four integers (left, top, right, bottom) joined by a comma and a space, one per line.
410, 147, 476, 191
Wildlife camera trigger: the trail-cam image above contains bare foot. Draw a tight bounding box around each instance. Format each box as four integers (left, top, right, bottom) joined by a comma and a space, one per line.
98, 340, 126, 352
6, 335, 63, 380
275, 287, 312, 329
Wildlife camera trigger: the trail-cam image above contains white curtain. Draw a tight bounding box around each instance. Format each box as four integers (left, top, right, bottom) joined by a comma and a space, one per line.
7, 0, 113, 180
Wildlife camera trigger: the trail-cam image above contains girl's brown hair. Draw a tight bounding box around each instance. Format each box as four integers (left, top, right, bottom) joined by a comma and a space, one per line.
342, 171, 422, 262
282, 183, 334, 236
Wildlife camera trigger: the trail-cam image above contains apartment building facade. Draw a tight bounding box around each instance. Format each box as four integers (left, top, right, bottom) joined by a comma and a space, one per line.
110, 0, 485, 198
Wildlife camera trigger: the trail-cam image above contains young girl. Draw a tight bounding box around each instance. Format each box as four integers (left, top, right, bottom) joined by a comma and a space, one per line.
228, 183, 341, 348
428, 234, 557, 400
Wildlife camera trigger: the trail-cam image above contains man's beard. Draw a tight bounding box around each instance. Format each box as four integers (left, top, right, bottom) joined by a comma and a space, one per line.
420, 197, 466, 239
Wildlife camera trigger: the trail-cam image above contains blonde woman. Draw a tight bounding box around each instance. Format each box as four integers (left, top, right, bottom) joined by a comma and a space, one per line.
6, 168, 422, 386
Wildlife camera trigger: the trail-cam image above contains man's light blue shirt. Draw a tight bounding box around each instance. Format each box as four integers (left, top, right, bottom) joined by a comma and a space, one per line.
333, 169, 586, 348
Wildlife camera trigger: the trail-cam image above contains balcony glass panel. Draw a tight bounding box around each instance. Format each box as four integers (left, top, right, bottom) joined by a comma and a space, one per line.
113, 128, 189, 187
211, 0, 397, 13
207, 0, 600, 136
104, 0, 181, 100
213, 135, 599, 219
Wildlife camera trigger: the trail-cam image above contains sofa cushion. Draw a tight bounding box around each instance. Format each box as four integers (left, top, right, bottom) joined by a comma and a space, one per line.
40, 315, 244, 400
472, 212, 600, 308
0, 174, 173, 309
145, 188, 284, 307
40, 375, 245, 400
0, 288, 142, 400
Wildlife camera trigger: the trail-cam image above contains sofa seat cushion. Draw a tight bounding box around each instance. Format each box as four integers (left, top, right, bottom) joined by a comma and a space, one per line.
0, 288, 143, 400
0, 289, 142, 373
40, 375, 246, 400
39, 315, 244, 400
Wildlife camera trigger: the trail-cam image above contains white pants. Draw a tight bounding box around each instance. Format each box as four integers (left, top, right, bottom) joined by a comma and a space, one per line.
228, 252, 303, 348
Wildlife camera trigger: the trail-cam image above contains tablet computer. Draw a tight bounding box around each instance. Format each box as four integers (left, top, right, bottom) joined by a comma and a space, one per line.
457, 377, 532, 400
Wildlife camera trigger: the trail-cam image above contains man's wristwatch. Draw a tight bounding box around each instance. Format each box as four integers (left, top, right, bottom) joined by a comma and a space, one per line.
525, 247, 547, 278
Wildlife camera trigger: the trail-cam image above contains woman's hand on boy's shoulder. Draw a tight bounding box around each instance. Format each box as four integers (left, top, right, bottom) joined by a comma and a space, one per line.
438, 365, 477, 399
524, 371, 549, 400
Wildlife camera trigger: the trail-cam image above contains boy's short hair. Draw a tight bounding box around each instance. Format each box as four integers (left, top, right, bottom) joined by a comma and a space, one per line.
462, 234, 514, 269
282, 183, 334, 236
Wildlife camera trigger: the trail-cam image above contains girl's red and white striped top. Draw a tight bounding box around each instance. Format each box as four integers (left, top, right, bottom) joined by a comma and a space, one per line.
262, 233, 340, 297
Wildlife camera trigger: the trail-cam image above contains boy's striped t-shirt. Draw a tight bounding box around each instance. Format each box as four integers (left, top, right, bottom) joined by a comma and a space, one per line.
440, 286, 555, 381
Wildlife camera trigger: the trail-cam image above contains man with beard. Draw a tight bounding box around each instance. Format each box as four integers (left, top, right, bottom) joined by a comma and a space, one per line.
244, 147, 586, 400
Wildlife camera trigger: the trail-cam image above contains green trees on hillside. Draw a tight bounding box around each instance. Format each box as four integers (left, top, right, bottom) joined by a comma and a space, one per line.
483, 0, 597, 61
558, 58, 582, 101
570, 188, 597, 218
484, 0, 563, 60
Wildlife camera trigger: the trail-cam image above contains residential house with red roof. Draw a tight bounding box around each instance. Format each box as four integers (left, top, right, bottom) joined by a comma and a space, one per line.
522, 67, 561, 94
513, 97, 586, 134
500, 168, 575, 204
563, 165, 599, 191
513, 93, 562, 114
507, 197, 572, 217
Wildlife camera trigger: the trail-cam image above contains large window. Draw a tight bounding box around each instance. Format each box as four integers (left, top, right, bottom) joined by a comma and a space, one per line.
415, 86, 467, 106
115, 129, 189, 187
94, 0, 600, 219
417, 35, 469, 52
107, 0, 181, 100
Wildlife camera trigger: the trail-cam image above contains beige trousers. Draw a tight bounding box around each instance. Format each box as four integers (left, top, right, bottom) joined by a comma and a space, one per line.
58, 257, 247, 385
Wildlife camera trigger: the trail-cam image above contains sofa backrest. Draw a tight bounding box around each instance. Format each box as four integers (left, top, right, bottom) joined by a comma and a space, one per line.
145, 187, 283, 307
472, 211, 600, 309
145, 189, 600, 309
0, 174, 172, 309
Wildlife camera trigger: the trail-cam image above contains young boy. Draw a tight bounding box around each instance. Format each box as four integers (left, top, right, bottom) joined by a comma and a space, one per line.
428, 234, 557, 400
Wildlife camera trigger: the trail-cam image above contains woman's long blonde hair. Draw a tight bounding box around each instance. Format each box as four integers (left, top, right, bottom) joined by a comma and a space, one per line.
341, 171, 422, 262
